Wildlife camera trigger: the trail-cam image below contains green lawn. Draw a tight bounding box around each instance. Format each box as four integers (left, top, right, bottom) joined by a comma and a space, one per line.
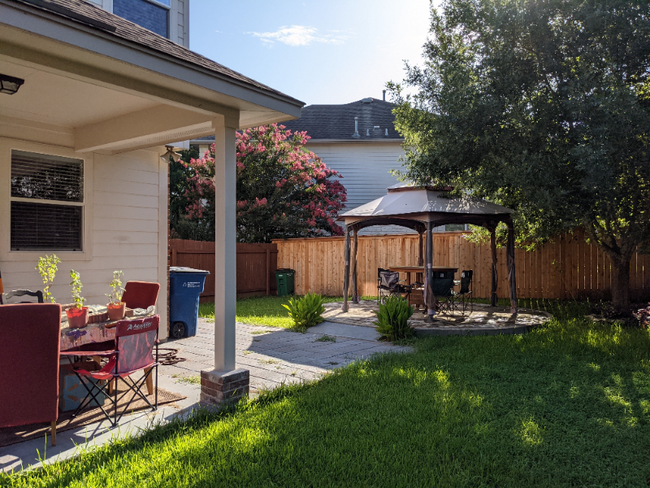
199, 295, 371, 328
3, 305, 650, 487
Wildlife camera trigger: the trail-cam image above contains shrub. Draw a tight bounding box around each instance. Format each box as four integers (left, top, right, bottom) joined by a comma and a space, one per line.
282, 293, 325, 331
633, 303, 650, 329
374, 296, 414, 341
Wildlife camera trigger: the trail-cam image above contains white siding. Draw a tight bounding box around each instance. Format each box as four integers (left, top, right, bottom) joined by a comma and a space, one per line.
0, 134, 169, 339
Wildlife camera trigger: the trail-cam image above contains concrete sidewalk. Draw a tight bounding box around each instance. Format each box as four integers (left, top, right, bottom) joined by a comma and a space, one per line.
1, 318, 410, 473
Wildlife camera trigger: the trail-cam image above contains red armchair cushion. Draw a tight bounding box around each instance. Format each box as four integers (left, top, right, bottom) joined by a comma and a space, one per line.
0, 303, 61, 428
122, 281, 160, 310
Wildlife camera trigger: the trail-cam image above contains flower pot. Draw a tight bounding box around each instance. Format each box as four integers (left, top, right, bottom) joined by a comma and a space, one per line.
66, 307, 89, 328
107, 301, 126, 321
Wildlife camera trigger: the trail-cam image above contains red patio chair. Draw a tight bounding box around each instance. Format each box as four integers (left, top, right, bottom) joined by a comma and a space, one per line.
60, 315, 160, 427
0, 303, 61, 445
122, 281, 160, 310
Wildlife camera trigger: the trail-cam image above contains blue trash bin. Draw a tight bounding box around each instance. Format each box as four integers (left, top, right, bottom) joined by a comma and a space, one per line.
169, 266, 210, 339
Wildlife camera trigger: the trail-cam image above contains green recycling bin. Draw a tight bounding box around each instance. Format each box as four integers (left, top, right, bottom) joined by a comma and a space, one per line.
275, 268, 295, 296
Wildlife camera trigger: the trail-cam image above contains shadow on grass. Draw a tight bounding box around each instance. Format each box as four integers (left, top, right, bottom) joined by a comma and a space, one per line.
4, 317, 650, 488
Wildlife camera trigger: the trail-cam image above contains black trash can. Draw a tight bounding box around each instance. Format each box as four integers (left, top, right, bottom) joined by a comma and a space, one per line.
169, 266, 210, 339
275, 268, 295, 296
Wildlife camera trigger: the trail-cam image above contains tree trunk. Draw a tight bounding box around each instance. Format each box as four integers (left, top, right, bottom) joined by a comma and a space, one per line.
610, 257, 631, 309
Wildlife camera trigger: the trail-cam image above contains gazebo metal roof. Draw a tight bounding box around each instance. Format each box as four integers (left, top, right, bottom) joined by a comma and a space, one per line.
341, 184, 513, 231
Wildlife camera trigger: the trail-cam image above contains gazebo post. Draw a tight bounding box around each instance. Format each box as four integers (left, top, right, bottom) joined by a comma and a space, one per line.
426, 222, 434, 319
352, 227, 359, 304
507, 220, 518, 314
342, 225, 351, 312
490, 225, 498, 307
418, 230, 424, 267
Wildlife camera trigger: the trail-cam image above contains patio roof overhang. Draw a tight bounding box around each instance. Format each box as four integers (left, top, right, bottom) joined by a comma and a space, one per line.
0, 0, 304, 154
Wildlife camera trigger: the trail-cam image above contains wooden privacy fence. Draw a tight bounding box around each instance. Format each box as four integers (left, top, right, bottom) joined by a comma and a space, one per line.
274, 230, 650, 301
169, 239, 278, 301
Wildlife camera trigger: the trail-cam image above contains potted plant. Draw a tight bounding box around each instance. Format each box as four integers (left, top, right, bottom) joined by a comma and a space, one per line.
66, 269, 88, 328
106, 270, 126, 320
36, 254, 60, 303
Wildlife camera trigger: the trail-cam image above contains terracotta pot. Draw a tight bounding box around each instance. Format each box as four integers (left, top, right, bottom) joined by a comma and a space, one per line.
107, 301, 126, 321
66, 307, 89, 328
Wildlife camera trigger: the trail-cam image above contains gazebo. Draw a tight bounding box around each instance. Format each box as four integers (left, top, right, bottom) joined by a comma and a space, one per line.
339, 184, 518, 314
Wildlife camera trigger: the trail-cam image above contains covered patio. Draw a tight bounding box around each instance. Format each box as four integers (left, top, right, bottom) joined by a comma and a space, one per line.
339, 184, 519, 314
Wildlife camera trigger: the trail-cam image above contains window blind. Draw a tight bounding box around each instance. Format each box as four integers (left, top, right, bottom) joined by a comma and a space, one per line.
11, 150, 83, 202
11, 201, 82, 251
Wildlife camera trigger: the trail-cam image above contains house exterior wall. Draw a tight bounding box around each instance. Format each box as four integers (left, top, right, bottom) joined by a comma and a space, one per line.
86, 0, 189, 47
0, 133, 170, 339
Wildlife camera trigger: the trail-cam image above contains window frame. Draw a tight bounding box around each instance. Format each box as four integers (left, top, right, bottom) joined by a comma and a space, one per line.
0, 138, 94, 262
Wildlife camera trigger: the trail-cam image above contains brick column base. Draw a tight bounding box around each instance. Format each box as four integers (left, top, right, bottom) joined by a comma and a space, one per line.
200, 369, 250, 406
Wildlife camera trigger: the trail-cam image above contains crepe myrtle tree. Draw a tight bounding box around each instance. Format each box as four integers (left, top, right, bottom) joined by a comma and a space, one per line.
178, 124, 347, 243
390, 0, 650, 308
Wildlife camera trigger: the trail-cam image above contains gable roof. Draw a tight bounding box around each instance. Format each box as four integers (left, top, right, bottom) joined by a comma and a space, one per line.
280, 98, 403, 141
9, 0, 301, 105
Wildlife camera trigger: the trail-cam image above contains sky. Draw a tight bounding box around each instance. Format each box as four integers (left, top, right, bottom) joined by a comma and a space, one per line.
189, 0, 435, 106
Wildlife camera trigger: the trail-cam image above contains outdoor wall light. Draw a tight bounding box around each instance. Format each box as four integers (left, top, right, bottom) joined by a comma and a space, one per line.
0, 74, 24, 95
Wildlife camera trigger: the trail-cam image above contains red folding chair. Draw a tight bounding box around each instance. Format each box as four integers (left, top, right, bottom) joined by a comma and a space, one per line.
122, 281, 160, 310
60, 315, 160, 427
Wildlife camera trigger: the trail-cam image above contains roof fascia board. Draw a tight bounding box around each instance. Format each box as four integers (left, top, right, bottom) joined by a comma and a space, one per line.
0, 1, 303, 122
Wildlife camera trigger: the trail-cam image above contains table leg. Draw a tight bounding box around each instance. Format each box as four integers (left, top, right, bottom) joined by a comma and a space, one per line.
145, 367, 154, 395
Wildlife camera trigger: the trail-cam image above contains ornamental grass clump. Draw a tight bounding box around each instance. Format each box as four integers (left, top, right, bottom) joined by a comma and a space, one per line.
374, 295, 414, 341
282, 292, 325, 331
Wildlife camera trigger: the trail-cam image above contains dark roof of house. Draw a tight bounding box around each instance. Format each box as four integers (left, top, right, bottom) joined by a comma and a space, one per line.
280, 98, 403, 140
10, 0, 301, 105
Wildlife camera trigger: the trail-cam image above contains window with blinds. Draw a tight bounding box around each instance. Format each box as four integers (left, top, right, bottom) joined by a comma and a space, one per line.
10, 150, 84, 251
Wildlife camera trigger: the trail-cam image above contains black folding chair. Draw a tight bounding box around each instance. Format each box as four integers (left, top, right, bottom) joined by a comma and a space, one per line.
378, 270, 411, 304
430, 275, 455, 313
452, 270, 473, 314
1, 289, 44, 304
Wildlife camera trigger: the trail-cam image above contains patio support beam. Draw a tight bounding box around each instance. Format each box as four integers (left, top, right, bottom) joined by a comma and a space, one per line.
201, 114, 250, 406
352, 228, 359, 303
418, 231, 424, 267
490, 225, 498, 307
342, 226, 351, 312
507, 220, 518, 314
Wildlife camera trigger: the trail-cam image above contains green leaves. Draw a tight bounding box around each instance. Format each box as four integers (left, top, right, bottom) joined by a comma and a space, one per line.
36, 254, 60, 303
69, 269, 85, 309
373, 296, 414, 342
282, 292, 326, 331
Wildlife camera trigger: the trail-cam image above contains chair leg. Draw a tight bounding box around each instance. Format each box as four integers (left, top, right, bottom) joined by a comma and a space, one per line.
51, 421, 57, 446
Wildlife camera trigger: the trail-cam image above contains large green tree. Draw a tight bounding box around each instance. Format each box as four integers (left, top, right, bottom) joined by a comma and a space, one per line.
391, 0, 650, 307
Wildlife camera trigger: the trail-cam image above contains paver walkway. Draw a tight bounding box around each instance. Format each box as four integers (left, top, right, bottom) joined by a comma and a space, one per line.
163, 318, 411, 394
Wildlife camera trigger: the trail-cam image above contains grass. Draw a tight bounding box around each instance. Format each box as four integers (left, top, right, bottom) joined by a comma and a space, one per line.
199, 295, 372, 329
3, 304, 650, 487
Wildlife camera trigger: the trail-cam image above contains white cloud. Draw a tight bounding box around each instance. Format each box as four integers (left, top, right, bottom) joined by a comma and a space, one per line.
248, 25, 347, 47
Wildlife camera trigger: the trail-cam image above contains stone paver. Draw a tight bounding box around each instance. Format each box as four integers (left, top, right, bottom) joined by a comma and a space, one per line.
161, 318, 411, 392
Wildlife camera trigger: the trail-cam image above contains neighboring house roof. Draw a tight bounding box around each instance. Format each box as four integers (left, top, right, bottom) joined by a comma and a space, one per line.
9, 0, 301, 105
189, 97, 403, 144
281, 98, 402, 141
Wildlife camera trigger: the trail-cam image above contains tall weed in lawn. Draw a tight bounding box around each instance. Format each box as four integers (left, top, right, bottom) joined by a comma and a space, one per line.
282, 292, 325, 331
373, 295, 414, 341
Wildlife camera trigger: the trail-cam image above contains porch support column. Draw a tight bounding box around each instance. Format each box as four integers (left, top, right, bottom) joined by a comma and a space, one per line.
425, 222, 434, 319
418, 230, 424, 267
490, 225, 498, 307
352, 227, 359, 303
506, 219, 518, 314
201, 115, 249, 406
342, 225, 351, 312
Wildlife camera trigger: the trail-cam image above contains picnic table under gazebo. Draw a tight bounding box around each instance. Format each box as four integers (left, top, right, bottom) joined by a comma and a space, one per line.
339, 184, 518, 314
